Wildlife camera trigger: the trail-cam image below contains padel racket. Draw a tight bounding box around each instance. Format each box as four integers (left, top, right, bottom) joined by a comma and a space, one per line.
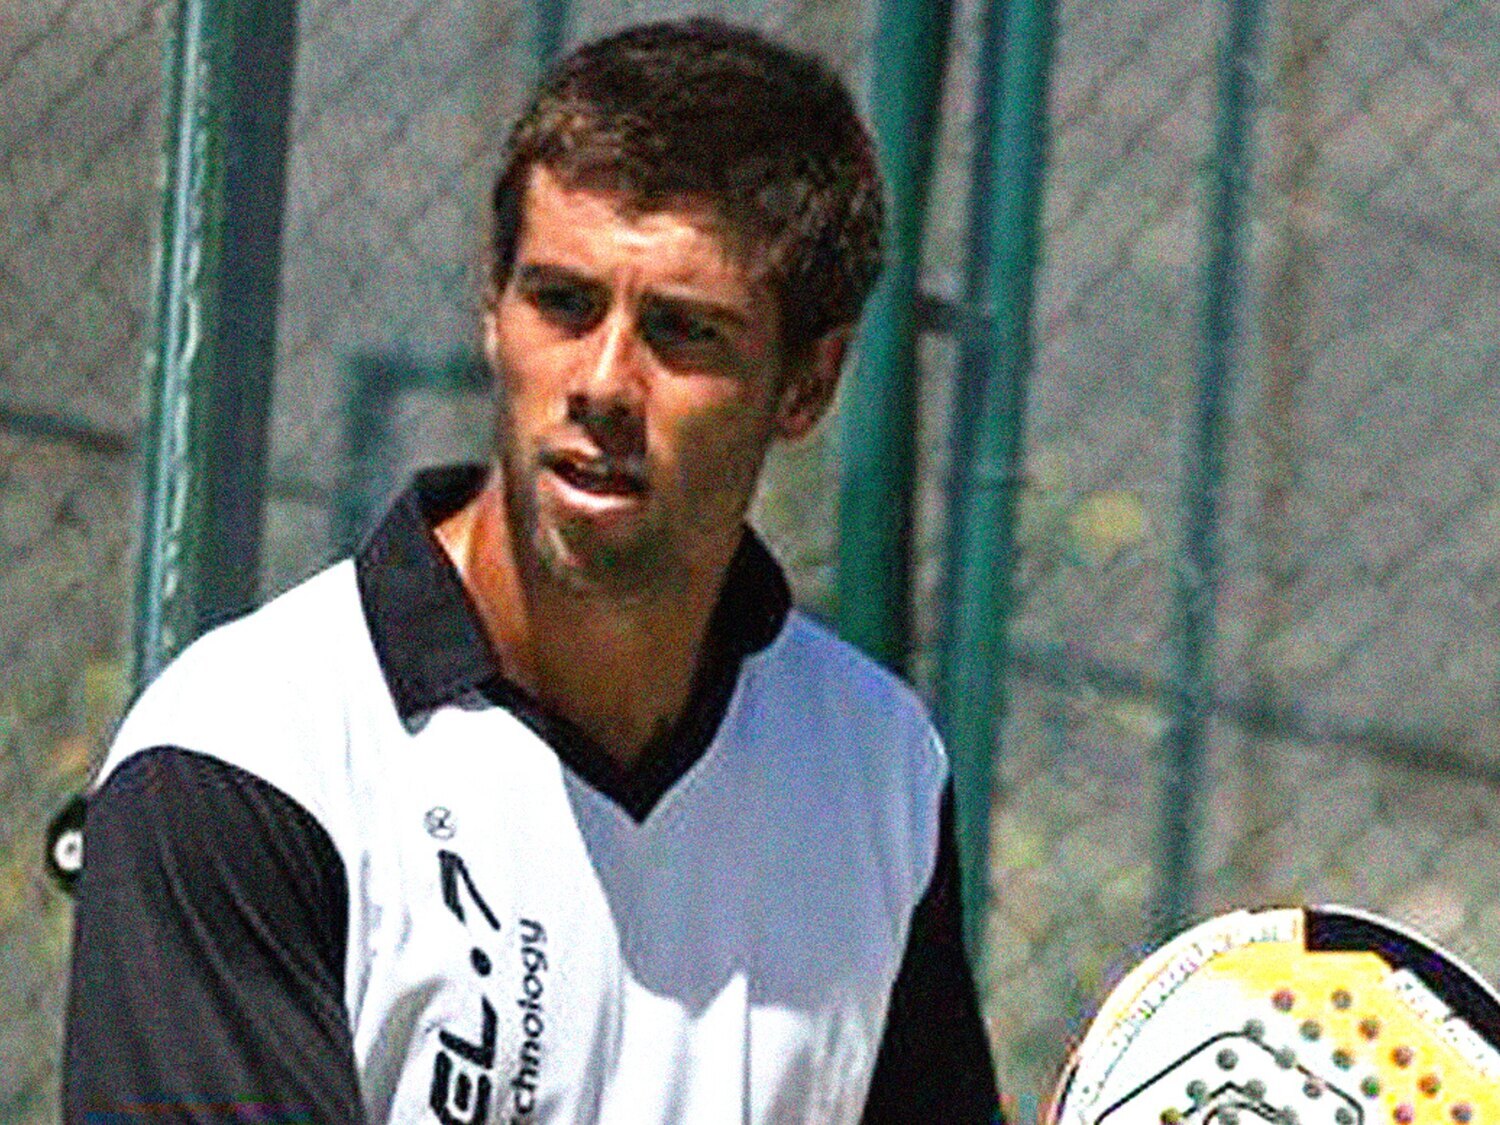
1050, 906, 1500, 1125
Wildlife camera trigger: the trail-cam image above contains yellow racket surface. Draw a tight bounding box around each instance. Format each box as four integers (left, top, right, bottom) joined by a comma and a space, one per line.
1053, 907, 1500, 1125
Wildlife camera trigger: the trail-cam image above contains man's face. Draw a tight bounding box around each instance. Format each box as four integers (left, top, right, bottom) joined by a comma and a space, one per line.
486, 165, 837, 597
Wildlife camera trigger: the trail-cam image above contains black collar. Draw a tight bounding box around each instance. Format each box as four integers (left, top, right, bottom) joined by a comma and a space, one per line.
354, 464, 792, 821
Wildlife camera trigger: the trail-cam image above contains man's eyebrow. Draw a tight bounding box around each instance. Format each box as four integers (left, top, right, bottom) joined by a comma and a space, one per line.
516, 262, 754, 330
645, 292, 752, 332
513, 263, 594, 288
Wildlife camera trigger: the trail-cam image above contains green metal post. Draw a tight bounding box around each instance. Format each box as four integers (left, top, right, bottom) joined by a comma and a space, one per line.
133, 0, 297, 688
935, 0, 1056, 960
204, 2, 297, 633
133, 0, 228, 688
335, 356, 398, 556
337, 351, 488, 553
1152, 0, 1265, 939
936, 0, 1003, 668
532, 0, 570, 70
837, 0, 955, 671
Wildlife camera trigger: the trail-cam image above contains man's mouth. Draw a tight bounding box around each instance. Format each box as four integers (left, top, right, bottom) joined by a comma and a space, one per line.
542, 452, 647, 499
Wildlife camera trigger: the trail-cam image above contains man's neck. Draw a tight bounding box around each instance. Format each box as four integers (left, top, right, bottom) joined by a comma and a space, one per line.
433, 472, 726, 771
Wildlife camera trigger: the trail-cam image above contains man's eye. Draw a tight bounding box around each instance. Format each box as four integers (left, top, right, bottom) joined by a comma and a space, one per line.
532, 285, 598, 326
641, 306, 720, 352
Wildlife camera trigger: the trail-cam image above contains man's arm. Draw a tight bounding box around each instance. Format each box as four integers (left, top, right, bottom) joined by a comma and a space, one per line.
861, 785, 1002, 1124
65, 746, 367, 1123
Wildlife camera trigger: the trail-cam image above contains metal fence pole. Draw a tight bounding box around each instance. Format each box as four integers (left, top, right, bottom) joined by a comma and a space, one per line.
1152, 0, 1265, 939
337, 351, 489, 554
531, 0, 569, 70
204, 2, 298, 633
940, 0, 1004, 613
133, 0, 297, 689
335, 355, 398, 557
837, 0, 955, 671
935, 0, 1056, 961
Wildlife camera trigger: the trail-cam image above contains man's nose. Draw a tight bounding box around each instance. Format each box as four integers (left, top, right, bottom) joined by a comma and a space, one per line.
566, 309, 645, 455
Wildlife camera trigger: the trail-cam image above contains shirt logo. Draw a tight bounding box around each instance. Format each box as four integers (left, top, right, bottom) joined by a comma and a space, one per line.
430, 849, 502, 1124
427, 850, 555, 1123
425, 807, 457, 840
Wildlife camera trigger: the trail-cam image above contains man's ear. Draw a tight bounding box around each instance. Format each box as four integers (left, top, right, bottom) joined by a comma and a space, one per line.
481, 299, 502, 373
774, 326, 851, 441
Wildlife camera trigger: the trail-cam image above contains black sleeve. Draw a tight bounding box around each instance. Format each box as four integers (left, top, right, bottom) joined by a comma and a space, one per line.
64, 746, 368, 1124
861, 785, 1002, 1124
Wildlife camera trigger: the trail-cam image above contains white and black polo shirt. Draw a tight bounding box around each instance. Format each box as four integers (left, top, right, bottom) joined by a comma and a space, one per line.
66, 465, 1000, 1124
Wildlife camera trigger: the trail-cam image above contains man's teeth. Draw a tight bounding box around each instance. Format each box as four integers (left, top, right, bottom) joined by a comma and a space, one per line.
559, 460, 640, 493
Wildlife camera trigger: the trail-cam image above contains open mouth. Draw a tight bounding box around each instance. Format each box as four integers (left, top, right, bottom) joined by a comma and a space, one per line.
544, 453, 646, 499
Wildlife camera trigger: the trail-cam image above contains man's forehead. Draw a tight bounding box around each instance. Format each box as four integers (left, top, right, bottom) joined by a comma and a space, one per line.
516, 164, 772, 287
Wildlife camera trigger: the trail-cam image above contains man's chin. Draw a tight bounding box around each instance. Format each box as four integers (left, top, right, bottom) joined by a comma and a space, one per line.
533, 522, 670, 598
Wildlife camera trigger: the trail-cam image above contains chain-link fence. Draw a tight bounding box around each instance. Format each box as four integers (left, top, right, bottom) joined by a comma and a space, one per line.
262, 0, 871, 599
972, 0, 1500, 1105
3, 0, 1500, 1121
0, 0, 162, 1117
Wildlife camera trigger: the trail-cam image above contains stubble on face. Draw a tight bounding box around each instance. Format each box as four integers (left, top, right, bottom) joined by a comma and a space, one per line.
494, 389, 677, 599
485, 168, 793, 606
493, 382, 782, 601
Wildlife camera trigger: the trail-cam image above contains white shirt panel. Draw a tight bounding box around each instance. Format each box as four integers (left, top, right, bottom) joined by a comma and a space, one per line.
101, 563, 948, 1125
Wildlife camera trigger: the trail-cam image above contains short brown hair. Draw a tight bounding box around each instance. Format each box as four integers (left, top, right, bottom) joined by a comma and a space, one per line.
490, 18, 885, 353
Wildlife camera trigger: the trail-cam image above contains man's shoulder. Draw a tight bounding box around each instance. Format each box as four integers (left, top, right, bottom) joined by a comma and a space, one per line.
745, 611, 952, 891
762, 610, 934, 725
140, 558, 366, 697
748, 610, 948, 793
100, 560, 378, 796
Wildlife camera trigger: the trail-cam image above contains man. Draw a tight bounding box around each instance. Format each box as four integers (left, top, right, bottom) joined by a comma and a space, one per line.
66, 18, 1000, 1124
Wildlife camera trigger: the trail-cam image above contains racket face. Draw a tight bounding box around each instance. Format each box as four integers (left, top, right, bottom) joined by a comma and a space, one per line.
1052, 907, 1500, 1125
